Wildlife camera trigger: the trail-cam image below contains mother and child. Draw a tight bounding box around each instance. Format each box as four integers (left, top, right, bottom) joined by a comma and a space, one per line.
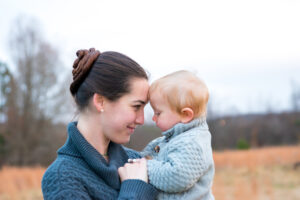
42, 48, 215, 200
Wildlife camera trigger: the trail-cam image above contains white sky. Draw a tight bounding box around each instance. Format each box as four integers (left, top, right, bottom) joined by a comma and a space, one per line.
0, 0, 300, 120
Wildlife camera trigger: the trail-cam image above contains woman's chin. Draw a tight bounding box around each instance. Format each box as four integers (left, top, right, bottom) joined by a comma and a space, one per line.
113, 136, 131, 144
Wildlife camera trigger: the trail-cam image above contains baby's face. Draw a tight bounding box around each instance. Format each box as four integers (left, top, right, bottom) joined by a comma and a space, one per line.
149, 91, 182, 132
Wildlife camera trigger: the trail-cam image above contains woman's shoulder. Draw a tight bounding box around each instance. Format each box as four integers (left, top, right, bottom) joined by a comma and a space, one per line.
122, 146, 141, 159
43, 158, 75, 178
43, 156, 89, 185
42, 158, 74, 197
42, 156, 102, 197
42, 157, 103, 199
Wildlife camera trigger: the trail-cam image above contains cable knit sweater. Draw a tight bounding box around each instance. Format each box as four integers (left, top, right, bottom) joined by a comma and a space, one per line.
42, 122, 158, 200
141, 118, 215, 200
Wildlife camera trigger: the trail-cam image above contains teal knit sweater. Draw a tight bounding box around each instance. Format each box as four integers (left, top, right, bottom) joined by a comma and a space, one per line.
42, 122, 158, 200
141, 118, 215, 200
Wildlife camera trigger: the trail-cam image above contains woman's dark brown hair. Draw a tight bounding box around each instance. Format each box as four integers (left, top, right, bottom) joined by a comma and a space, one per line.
70, 48, 148, 110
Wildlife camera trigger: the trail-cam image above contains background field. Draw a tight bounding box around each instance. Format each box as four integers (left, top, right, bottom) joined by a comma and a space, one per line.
0, 145, 299, 200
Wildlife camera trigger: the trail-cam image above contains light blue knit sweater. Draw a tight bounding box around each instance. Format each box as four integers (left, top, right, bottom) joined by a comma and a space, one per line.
141, 118, 215, 200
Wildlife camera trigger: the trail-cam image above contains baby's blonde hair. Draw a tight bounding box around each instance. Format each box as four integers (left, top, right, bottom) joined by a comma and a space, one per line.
150, 70, 209, 118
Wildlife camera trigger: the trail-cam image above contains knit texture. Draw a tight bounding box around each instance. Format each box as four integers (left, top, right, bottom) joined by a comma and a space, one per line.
141, 118, 215, 200
42, 122, 158, 200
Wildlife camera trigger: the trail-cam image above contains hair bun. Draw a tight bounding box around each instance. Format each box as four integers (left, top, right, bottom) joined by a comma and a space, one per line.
70, 48, 100, 96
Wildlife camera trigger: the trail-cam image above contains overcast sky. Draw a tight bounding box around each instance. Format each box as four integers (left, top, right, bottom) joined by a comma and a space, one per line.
1, 0, 299, 121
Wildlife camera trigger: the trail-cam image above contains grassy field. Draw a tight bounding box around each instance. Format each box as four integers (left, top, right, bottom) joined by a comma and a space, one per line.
0, 166, 44, 200
213, 146, 300, 200
0, 145, 299, 200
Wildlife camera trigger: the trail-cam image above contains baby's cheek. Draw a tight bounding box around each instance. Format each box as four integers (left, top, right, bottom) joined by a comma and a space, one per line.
158, 123, 167, 132
155, 121, 162, 129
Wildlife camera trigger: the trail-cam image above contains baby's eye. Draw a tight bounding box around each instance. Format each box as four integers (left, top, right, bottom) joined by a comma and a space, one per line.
155, 112, 161, 116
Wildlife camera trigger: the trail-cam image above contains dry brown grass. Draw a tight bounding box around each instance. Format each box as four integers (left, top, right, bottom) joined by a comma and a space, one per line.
0, 145, 299, 200
213, 145, 300, 168
213, 145, 300, 200
0, 166, 45, 200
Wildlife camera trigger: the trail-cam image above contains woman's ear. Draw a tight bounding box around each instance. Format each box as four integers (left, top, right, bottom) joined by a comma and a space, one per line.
92, 93, 104, 113
180, 108, 194, 123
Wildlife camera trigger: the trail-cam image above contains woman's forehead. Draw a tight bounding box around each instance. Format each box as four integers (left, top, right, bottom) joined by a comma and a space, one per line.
125, 78, 149, 102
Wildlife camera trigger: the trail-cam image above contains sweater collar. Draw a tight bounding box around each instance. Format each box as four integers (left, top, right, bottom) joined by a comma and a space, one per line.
162, 117, 207, 141
58, 122, 128, 190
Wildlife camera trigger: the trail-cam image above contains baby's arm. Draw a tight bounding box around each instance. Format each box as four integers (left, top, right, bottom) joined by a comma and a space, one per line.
147, 140, 209, 193
140, 136, 164, 158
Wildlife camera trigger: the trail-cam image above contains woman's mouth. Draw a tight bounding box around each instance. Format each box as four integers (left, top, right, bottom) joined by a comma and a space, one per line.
127, 126, 136, 133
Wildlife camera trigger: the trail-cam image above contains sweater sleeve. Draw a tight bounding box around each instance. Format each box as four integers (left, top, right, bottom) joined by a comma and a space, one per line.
45, 189, 92, 200
118, 179, 158, 200
147, 140, 209, 193
123, 146, 142, 159
42, 169, 92, 200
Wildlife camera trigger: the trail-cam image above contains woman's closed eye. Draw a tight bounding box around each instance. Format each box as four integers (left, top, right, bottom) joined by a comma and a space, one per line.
133, 104, 142, 111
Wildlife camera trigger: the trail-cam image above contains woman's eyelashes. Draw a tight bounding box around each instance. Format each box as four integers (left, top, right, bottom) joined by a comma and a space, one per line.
133, 104, 142, 111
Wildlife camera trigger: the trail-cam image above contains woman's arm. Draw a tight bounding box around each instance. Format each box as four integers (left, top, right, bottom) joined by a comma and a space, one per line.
118, 180, 158, 200
44, 189, 92, 200
42, 170, 92, 200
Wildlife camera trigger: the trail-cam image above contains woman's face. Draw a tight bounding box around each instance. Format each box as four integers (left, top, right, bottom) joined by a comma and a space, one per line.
100, 78, 149, 144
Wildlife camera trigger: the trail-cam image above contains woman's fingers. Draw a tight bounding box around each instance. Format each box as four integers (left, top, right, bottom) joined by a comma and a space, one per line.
118, 158, 148, 183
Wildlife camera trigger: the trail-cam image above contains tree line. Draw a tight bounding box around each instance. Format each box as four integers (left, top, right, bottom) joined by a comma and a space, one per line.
125, 112, 300, 151
0, 17, 71, 166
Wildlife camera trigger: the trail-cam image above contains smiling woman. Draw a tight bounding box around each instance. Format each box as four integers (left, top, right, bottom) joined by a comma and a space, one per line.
96, 78, 149, 144
42, 48, 158, 200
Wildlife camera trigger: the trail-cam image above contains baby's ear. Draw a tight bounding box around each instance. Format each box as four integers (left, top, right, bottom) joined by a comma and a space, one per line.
180, 108, 194, 123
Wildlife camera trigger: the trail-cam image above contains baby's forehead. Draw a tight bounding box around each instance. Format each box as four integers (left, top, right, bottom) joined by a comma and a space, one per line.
149, 89, 164, 100
149, 92, 172, 107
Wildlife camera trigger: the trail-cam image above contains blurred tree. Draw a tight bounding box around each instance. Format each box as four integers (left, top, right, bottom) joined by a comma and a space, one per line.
250, 127, 258, 148
291, 80, 300, 112
0, 62, 14, 121
0, 61, 18, 166
206, 95, 215, 120
0, 134, 4, 167
6, 16, 67, 165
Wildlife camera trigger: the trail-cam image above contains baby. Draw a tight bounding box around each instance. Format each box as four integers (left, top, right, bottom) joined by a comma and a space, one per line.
141, 70, 215, 200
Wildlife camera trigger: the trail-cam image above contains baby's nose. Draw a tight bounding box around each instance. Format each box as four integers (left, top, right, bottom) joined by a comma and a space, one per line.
152, 115, 156, 122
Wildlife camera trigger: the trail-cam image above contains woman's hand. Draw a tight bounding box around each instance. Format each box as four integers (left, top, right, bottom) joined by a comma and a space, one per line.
118, 158, 148, 183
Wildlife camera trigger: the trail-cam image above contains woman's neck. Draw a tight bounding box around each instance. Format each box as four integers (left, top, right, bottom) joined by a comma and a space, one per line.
77, 111, 110, 157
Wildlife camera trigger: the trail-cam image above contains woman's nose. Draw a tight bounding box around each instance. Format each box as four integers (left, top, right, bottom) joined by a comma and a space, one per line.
135, 110, 144, 125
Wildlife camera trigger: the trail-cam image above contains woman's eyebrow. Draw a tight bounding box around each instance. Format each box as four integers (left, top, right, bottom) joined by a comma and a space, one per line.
133, 100, 146, 104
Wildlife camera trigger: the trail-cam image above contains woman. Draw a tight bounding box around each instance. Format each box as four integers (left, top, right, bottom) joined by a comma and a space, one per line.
42, 48, 158, 199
